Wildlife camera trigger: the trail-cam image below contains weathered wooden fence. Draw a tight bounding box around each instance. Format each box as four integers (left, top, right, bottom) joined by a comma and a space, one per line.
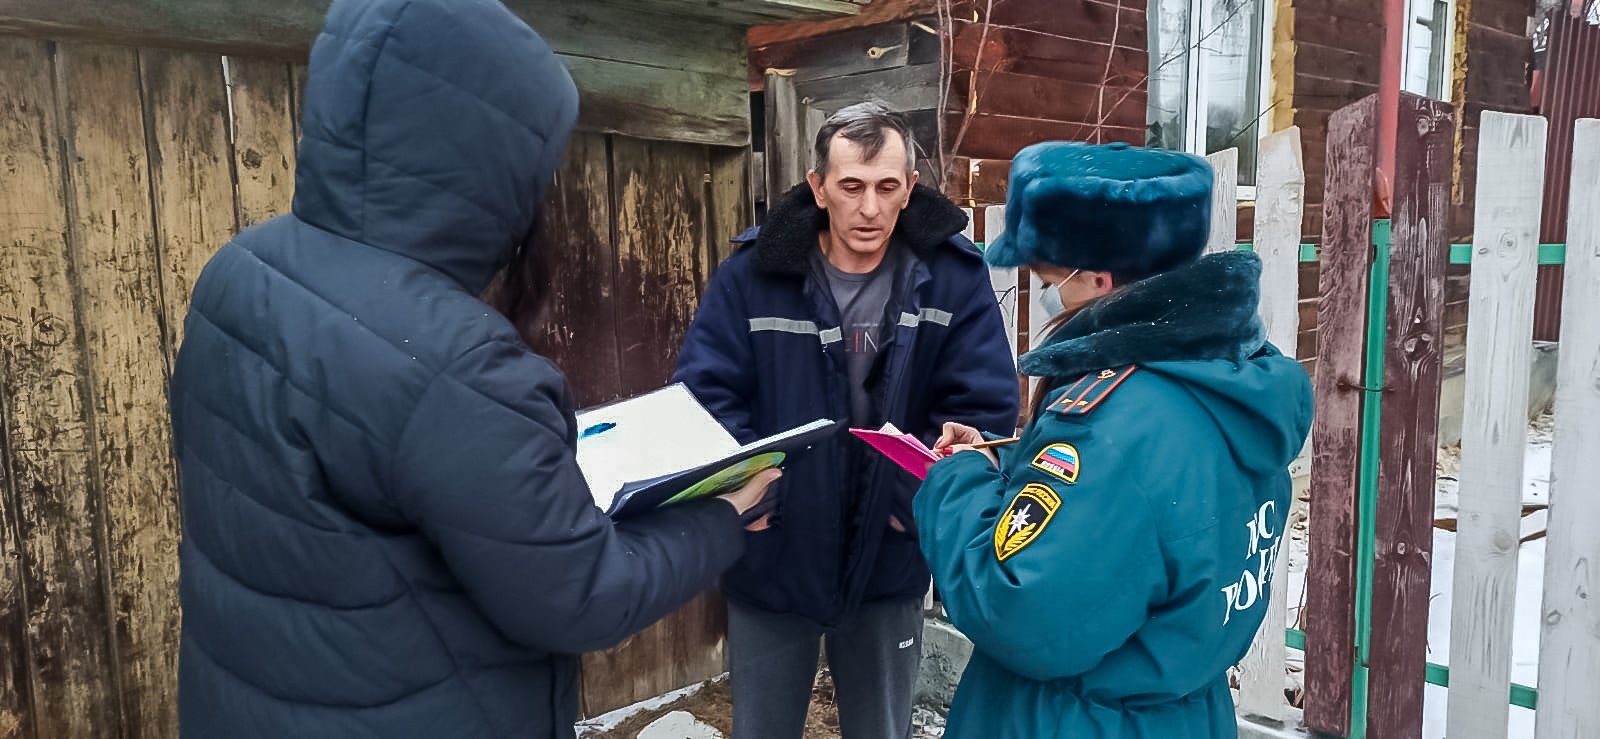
1291, 101, 1600, 738
0, 38, 302, 739
0, 32, 753, 738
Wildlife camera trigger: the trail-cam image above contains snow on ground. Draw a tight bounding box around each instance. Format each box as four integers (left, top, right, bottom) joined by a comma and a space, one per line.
1422, 412, 1552, 739
1283, 413, 1553, 738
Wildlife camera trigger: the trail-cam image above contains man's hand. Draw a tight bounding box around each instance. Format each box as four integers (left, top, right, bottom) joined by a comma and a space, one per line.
947, 444, 999, 468
934, 422, 984, 453
718, 468, 783, 531
890, 515, 908, 533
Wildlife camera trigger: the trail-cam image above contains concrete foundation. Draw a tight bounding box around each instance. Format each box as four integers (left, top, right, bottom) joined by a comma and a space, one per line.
913, 618, 972, 712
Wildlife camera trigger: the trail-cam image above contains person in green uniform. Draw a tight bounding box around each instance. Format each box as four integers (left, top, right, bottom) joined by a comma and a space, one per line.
915, 141, 1314, 739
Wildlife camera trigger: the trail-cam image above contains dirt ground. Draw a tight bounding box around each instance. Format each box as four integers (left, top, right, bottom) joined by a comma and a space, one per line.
584, 669, 945, 739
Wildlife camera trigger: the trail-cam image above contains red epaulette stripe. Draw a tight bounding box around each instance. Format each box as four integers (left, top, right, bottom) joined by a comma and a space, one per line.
1058, 373, 1093, 401
1048, 373, 1096, 412
1070, 366, 1139, 415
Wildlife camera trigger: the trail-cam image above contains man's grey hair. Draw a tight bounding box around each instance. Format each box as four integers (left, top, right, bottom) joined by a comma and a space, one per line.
813, 102, 917, 179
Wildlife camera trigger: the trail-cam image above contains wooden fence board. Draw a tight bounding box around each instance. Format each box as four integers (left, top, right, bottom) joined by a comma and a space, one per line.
56, 41, 181, 739
582, 137, 721, 717
610, 138, 712, 397
1304, 94, 1379, 738
1236, 126, 1306, 721
1206, 148, 1240, 254
795, 64, 939, 116
563, 57, 750, 148
0, 36, 120, 739
708, 146, 753, 270
765, 72, 824, 204
1445, 111, 1547, 739
0, 37, 37, 737
1535, 118, 1600, 739
290, 63, 307, 154
1366, 92, 1453, 739
138, 49, 234, 357
984, 205, 1019, 363
530, 133, 621, 409
0, 391, 29, 739
751, 20, 910, 84
225, 56, 296, 227
1026, 265, 1050, 354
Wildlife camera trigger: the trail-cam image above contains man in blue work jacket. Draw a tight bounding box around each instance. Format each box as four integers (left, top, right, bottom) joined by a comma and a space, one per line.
674, 103, 1020, 739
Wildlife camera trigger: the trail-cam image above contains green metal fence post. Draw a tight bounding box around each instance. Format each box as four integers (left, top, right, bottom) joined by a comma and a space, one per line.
1348, 219, 1392, 739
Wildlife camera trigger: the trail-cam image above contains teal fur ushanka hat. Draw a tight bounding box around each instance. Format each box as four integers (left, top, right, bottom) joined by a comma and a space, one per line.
985, 141, 1214, 281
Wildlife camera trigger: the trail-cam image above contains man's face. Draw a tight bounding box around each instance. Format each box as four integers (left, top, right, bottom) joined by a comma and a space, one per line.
807, 130, 920, 258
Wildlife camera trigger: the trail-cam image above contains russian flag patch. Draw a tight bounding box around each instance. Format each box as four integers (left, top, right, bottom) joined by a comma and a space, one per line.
1031, 443, 1080, 484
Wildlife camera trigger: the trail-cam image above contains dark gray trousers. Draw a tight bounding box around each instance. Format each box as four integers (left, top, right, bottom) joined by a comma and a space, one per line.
727, 597, 923, 739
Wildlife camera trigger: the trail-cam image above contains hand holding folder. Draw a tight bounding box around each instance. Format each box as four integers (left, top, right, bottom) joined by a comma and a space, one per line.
574, 384, 839, 519
851, 423, 1018, 480
848, 423, 943, 480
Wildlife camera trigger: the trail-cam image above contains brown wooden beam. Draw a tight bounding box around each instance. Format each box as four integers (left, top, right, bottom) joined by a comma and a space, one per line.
0, 0, 759, 146
1365, 91, 1453, 739
1304, 93, 1380, 739
0, 0, 851, 58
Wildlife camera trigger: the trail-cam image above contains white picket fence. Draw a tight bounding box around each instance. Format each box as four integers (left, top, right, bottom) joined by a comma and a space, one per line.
1443, 113, 1600, 739
959, 115, 1600, 737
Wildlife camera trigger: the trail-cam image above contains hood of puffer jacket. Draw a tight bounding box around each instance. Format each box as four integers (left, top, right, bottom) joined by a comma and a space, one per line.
290, 0, 579, 293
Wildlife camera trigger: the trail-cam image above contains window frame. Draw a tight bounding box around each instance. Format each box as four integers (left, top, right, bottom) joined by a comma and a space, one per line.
1401, 0, 1457, 101
1162, 0, 1276, 201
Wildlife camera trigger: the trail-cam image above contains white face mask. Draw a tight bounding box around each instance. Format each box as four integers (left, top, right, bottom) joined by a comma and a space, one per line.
1038, 270, 1080, 319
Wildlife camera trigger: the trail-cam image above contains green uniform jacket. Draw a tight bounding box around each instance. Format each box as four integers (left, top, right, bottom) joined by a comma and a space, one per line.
917, 253, 1312, 739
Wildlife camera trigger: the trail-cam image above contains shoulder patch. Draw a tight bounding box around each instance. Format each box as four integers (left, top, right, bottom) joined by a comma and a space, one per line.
994, 483, 1063, 562
1030, 443, 1080, 484
1049, 365, 1139, 416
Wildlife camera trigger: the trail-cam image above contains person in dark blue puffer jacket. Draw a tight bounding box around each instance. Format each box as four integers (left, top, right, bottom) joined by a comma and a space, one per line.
168, 1, 774, 736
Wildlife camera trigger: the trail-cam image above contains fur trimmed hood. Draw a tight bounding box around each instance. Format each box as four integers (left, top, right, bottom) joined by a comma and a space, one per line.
743, 182, 974, 276
1021, 251, 1267, 379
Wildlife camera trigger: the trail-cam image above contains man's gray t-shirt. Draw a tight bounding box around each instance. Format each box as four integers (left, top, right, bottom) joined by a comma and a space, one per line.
813, 245, 899, 427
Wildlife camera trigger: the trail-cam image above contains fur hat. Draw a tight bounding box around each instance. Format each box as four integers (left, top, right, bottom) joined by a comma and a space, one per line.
984, 141, 1214, 281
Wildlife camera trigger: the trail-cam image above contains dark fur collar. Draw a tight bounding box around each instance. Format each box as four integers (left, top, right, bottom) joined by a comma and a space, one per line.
1021, 251, 1267, 379
749, 182, 972, 276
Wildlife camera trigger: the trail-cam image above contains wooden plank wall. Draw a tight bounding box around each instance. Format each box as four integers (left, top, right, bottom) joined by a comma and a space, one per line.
0, 1, 755, 147
0, 32, 754, 734
1272, 0, 1386, 388
1278, 0, 1536, 374
1441, 0, 1538, 363
0, 37, 301, 739
945, 0, 1149, 204
508, 135, 758, 718
749, 11, 944, 200
1452, 0, 1538, 243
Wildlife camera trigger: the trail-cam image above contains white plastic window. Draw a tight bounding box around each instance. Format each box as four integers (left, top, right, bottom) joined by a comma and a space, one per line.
1147, 0, 1271, 199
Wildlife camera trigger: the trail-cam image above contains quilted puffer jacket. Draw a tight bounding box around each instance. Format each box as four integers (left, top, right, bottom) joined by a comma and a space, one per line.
169, 1, 748, 736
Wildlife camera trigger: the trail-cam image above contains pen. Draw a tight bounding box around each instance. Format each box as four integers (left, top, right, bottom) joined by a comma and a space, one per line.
970, 436, 1021, 450
935, 436, 1020, 457
579, 422, 616, 440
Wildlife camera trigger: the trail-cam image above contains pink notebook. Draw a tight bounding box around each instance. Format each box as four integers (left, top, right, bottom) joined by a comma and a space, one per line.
850, 423, 943, 480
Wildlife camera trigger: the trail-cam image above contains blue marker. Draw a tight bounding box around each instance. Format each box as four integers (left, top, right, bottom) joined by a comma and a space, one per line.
579, 422, 616, 440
